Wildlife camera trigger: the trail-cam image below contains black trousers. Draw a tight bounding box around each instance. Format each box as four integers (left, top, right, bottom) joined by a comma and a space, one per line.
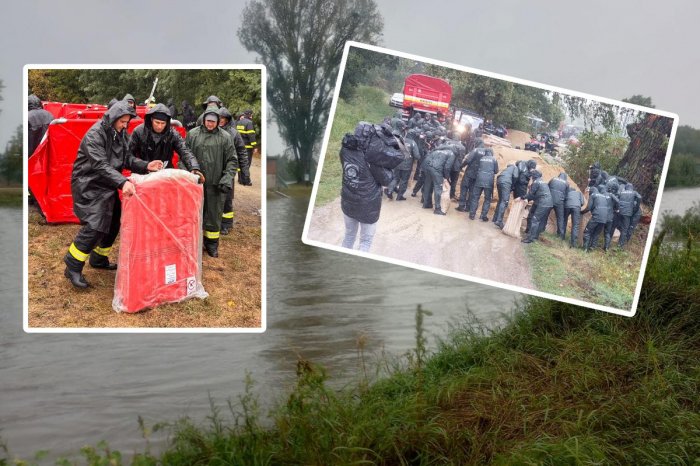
412, 167, 426, 195
553, 202, 566, 238
449, 170, 460, 198
564, 207, 581, 247
389, 169, 412, 197
617, 215, 632, 247
493, 183, 511, 224
527, 205, 551, 241
583, 220, 604, 250
421, 166, 443, 209
469, 185, 493, 219
222, 177, 237, 230
458, 175, 476, 209
66, 199, 121, 270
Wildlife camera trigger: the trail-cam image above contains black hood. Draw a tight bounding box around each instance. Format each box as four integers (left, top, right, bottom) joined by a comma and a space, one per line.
598, 185, 608, 194
28, 94, 43, 111
558, 172, 568, 181
122, 93, 135, 103
107, 98, 118, 109
144, 103, 172, 133
589, 186, 598, 195
101, 101, 137, 129
626, 183, 634, 191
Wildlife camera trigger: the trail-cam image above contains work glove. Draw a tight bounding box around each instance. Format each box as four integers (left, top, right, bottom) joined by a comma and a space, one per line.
191, 170, 205, 184
239, 173, 253, 186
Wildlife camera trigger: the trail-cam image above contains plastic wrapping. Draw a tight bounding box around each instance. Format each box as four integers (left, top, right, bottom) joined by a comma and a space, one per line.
112, 169, 208, 313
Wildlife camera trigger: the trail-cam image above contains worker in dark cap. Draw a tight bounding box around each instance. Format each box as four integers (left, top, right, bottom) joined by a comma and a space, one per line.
186, 107, 237, 257
128, 103, 203, 181
237, 109, 257, 171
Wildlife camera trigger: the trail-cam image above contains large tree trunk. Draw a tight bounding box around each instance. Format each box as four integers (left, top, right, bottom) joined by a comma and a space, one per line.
616, 114, 673, 206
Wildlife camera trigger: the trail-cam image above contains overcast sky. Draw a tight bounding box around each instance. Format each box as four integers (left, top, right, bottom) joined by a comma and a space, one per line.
1, 0, 698, 152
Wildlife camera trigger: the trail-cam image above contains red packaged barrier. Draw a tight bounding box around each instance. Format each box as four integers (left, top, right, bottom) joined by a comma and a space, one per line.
113, 170, 207, 313
28, 118, 184, 224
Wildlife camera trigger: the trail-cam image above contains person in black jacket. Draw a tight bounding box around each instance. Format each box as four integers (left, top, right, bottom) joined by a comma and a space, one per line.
520, 170, 553, 243
237, 109, 257, 169
514, 159, 536, 198
492, 163, 520, 228
456, 139, 485, 212
218, 107, 252, 234
182, 100, 197, 131
27, 94, 54, 156
616, 183, 642, 248
564, 187, 585, 247
128, 103, 203, 178
63, 102, 163, 288
581, 186, 609, 251
167, 98, 178, 121
548, 172, 570, 239
341, 123, 404, 251
421, 148, 455, 215
469, 148, 498, 221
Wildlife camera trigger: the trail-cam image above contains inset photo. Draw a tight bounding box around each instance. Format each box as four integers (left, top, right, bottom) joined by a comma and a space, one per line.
302, 42, 678, 316
24, 65, 265, 331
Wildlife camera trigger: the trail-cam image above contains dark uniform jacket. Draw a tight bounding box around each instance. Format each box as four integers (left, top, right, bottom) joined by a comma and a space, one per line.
71, 102, 149, 233
474, 152, 499, 189
28, 95, 54, 156
128, 103, 199, 171
524, 178, 554, 208
497, 164, 520, 188
548, 173, 570, 205
237, 116, 257, 150
219, 107, 251, 179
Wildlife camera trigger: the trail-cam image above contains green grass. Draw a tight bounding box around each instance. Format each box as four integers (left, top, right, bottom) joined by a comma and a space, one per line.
523, 231, 640, 310
6, 217, 700, 465
315, 86, 395, 206
0, 187, 22, 207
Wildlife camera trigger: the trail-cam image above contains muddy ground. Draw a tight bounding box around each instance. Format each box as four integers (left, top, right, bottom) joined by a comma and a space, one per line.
28, 157, 262, 329
306, 185, 535, 290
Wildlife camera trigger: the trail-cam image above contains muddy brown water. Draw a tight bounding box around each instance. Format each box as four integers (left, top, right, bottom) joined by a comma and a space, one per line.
3, 198, 522, 460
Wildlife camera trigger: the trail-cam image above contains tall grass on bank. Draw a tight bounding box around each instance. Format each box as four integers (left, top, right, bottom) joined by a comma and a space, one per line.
4, 213, 700, 465
315, 86, 393, 206
0, 187, 22, 207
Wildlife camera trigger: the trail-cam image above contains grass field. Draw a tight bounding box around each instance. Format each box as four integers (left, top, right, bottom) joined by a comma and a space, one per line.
523, 227, 648, 310
0, 187, 22, 207
315, 86, 394, 206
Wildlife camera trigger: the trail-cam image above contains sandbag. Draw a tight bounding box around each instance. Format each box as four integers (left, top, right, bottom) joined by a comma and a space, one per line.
441, 180, 451, 213
113, 169, 208, 313
503, 198, 528, 238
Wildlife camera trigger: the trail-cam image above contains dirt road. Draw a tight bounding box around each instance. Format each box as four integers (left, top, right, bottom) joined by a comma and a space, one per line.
306, 185, 535, 290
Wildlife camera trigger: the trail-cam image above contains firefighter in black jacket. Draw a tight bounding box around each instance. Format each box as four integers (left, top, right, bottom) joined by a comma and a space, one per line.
237, 109, 257, 173
218, 107, 251, 234
63, 102, 163, 288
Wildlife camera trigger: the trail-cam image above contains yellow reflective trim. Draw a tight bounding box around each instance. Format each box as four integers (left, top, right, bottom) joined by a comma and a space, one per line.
250, 141, 257, 145
92, 246, 112, 257
69, 243, 89, 262
222, 212, 234, 219
204, 230, 220, 239
236, 125, 245, 130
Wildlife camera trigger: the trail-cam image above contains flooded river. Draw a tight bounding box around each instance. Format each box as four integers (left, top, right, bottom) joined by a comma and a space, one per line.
1, 198, 520, 459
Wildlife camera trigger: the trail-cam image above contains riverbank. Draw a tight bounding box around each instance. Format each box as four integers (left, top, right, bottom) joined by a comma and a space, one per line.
8, 225, 698, 464
0, 187, 22, 207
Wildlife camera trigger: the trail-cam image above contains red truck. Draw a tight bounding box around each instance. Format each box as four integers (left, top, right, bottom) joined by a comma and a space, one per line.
402, 74, 452, 120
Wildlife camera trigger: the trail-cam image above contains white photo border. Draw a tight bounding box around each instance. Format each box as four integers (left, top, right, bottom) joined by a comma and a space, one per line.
301, 41, 680, 318
23, 64, 267, 333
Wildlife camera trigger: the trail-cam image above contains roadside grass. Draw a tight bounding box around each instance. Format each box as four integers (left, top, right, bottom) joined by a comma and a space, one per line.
0, 187, 22, 207
523, 231, 642, 309
315, 86, 394, 206
6, 214, 700, 465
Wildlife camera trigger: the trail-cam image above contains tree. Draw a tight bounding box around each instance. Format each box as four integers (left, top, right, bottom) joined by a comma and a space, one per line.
1, 125, 23, 185
238, 0, 383, 182
622, 95, 655, 108
617, 113, 674, 206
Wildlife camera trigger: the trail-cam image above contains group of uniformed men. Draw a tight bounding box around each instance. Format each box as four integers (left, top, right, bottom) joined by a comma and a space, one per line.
380, 110, 644, 252
60, 93, 258, 289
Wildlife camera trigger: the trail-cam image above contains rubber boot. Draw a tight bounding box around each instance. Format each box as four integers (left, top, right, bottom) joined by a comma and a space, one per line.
64, 254, 89, 288
89, 251, 117, 270
434, 208, 446, 216
204, 238, 219, 258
